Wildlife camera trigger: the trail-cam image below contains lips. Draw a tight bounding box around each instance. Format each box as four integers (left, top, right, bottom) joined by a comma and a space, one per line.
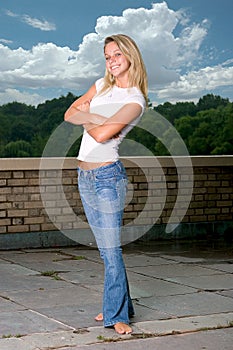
110, 65, 120, 70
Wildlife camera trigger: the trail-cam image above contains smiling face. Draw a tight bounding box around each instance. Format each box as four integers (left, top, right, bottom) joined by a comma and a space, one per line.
104, 41, 130, 86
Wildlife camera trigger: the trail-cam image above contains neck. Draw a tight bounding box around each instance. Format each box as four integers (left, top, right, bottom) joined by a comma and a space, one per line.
115, 76, 128, 88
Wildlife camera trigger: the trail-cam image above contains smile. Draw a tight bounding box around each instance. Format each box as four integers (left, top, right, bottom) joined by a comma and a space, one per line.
111, 65, 120, 70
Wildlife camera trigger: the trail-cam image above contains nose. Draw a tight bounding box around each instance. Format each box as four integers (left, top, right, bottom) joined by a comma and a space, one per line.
109, 56, 116, 64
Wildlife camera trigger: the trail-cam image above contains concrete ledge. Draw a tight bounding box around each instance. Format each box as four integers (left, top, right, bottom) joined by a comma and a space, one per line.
1, 155, 233, 170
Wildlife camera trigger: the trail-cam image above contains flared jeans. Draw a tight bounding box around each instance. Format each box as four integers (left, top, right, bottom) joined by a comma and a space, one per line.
78, 160, 134, 327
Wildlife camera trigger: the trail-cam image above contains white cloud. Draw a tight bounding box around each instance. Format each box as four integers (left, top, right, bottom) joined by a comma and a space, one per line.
0, 88, 45, 106
5, 9, 56, 31
21, 15, 56, 31
158, 62, 233, 102
0, 38, 13, 44
1, 2, 233, 105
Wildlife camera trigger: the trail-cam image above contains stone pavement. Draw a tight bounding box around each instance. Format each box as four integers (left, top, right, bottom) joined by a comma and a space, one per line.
0, 240, 233, 349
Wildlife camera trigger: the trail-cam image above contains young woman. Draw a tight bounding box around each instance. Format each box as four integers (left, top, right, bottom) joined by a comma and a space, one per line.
64, 34, 148, 335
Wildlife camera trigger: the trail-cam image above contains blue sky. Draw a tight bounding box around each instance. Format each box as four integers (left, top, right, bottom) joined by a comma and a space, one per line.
0, 0, 232, 106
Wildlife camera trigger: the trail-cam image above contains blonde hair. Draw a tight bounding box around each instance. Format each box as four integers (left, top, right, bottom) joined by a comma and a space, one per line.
100, 34, 148, 105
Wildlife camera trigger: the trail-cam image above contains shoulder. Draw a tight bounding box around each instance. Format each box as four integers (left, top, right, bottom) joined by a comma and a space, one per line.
124, 87, 146, 111
95, 78, 105, 92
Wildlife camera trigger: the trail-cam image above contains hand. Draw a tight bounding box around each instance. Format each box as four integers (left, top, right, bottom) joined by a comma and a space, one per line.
77, 100, 90, 112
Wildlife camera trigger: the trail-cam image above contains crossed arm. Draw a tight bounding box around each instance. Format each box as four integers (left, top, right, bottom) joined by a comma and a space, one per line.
64, 84, 142, 143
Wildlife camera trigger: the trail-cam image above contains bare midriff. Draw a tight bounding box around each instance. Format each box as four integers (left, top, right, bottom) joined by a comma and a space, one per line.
77, 160, 114, 170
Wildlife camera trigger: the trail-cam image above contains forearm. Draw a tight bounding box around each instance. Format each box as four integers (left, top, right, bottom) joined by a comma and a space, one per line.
65, 106, 90, 125
85, 122, 122, 143
65, 107, 106, 126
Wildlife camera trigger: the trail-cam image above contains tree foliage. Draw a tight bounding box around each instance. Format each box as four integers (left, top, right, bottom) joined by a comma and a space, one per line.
0, 93, 232, 157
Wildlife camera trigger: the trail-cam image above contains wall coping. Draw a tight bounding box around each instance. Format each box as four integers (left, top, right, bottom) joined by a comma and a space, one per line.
0, 156, 233, 171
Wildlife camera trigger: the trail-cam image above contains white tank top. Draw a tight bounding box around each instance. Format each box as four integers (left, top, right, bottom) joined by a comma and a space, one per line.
77, 78, 146, 162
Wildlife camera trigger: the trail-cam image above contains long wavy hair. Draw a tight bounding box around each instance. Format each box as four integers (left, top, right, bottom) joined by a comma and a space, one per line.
99, 34, 148, 105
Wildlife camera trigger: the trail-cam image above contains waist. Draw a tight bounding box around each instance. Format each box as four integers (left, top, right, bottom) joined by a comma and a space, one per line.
77, 160, 114, 170
77, 160, 125, 179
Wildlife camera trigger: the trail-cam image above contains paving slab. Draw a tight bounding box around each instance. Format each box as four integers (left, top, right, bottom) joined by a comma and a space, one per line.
203, 262, 233, 274
0, 263, 38, 276
60, 247, 101, 261
134, 311, 233, 335
0, 250, 102, 273
0, 309, 72, 336
218, 289, 233, 298
129, 275, 196, 298
1, 285, 102, 310
0, 296, 25, 312
36, 302, 103, 329
58, 328, 233, 350
0, 337, 37, 350
59, 271, 104, 286
160, 254, 206, 263
129, 303, 173, 322
130, 263, 225, 279
0, 274, 69, 292
167, 273, 233, 290
138, 291, 233, 317
124, 254, 175, 267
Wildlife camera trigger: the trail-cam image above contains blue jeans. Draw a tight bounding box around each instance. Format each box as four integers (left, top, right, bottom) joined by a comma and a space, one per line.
78, 160, 134, 327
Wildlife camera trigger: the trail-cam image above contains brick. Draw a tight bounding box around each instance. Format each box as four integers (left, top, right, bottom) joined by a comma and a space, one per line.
30, 194, 41, 201
29, 179, 40, 186
40, 178, 61, 185
205, 194, 221, 200
12, 218, 23, 225
0, 226, 7, 233
8, 179, 29, 186
12, 202, 24, 209
8, 225, 29, 233
217, 214, 232, 220
8, 209, 28, 217
24, 217, 44, 224
217, 187, 232, 193
207, 174, 216, 180
194, 195, 204, 201
25, 171, 39, 178
216, 201, 232, 207
190, 215, 207, 222
24, 202, 44, 209
204, 181, 221, 187
41, 223, 59, 231
24, 186, 41, 193
13, 171, 24, 178
221, 181, 230, 187
221, 208, 230, 214
167, 182, 177, 189
208, 215, 216, 221
0, 187, 12, 194
0, 172, 12, 179
167, 168, 177, 174
12, 187, 24, 194
134, 175, 147, 182
0, 218, 11, 226
7, 194, 29, 202
204, 208, 221, 214
0, 203, 11, 210
29, 224, 41, 231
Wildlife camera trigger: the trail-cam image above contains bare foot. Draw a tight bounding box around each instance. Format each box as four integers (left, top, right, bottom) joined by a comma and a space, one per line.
114, 322, 132, 335
95, 313, 103, 321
